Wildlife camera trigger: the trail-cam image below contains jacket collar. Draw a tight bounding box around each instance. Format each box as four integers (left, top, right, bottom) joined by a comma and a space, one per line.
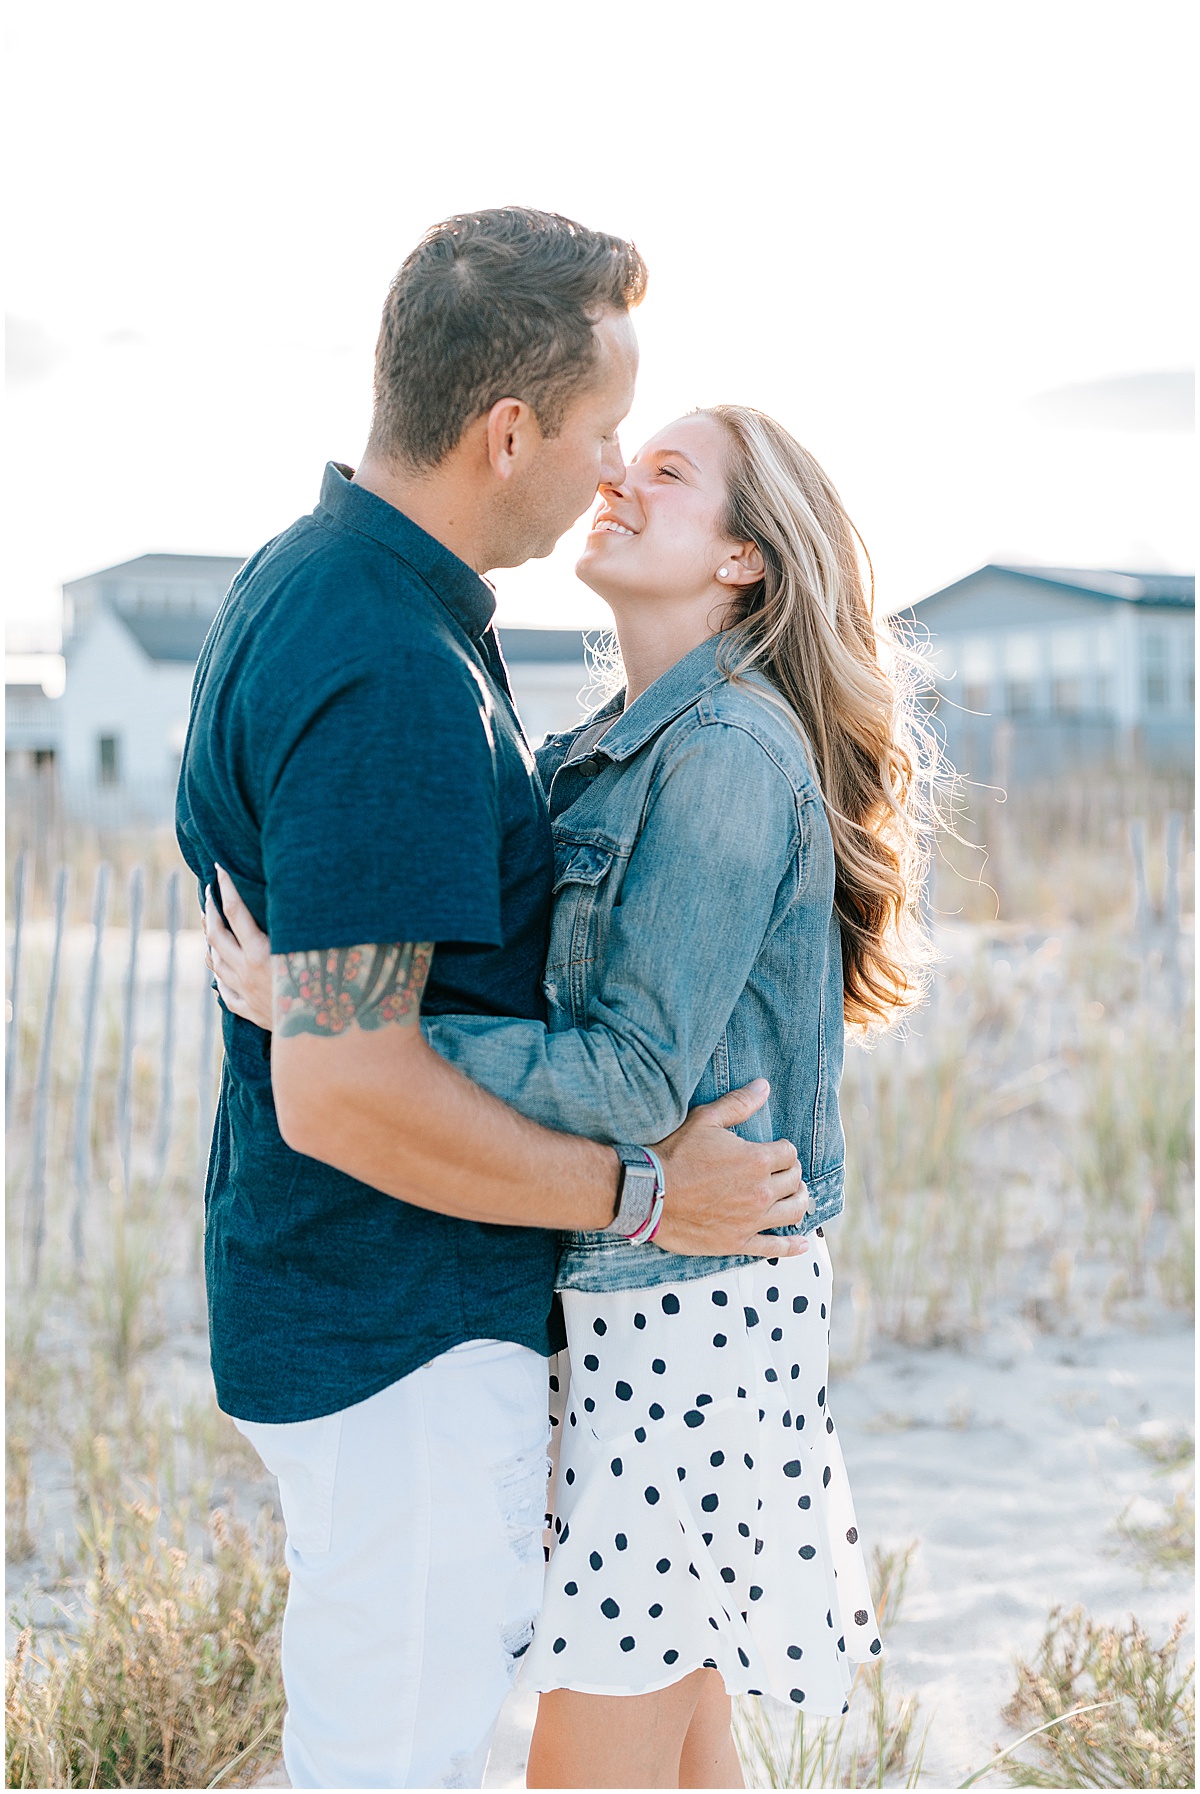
591, 633, 729, 764
315, 462, 496, 640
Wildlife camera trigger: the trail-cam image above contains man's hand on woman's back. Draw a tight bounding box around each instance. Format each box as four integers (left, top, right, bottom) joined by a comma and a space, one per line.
654, 1080, 810, 1259
205, 867, 808, 1255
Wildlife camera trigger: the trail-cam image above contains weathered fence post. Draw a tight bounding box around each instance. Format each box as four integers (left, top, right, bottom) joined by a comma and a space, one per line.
71, 862, 111, 1264
1163, 811, 1183, 937
6, 848, 30, 1123
154, 870, 181, 1187
988, 721, 1013, 919
115, 866, 145, 1197
27, 865, 69, 1283
1128, 819, 1151, 945
1163, 811, 1184, 1018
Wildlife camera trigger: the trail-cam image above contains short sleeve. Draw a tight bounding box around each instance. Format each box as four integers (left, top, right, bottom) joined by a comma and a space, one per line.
261, 647, 503, 954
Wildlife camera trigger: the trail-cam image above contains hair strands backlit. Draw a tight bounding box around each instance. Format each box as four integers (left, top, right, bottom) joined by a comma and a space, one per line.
704, 405, 942, 1029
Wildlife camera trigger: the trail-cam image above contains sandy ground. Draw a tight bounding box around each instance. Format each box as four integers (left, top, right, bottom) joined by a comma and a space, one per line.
481, 1314, 1196, 1788
10, 920, 1193, 1786
248, 1312, 1194, 1790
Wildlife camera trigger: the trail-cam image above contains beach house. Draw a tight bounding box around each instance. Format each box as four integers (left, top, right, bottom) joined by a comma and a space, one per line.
893, 564, 1195, 786
13, 554, 593, 823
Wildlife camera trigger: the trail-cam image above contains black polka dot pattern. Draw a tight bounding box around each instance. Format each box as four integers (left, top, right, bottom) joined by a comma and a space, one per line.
529, 1238, 881, 1714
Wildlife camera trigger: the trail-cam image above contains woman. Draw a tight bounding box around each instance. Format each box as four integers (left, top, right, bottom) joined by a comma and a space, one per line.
205, 405, 930, 1788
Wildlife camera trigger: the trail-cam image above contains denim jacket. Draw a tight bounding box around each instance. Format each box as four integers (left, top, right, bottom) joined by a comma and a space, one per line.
424, 632, 846, 1292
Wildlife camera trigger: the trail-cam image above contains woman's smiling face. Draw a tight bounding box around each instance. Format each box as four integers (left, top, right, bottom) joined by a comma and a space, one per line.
575, 412, 742, 608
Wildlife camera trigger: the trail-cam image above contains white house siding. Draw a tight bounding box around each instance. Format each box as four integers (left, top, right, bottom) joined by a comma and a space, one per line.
1135, 611, 1194, 718
61, 608, 195, 818
505, 660, 591, 744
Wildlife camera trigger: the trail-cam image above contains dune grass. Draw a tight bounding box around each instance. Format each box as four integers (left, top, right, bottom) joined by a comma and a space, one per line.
999, 1606, 1195, 1788
5, 1501, 286, 1791
1115, 1491, 1196, 1576
834, 919, 1193, 1361
5, 810, 1193, 1787
1131, 1427, 1195, 1476
734, 1543, 926, 1789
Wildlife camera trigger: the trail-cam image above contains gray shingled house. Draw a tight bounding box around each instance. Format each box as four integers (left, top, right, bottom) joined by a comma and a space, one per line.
892, 564, 1194, 785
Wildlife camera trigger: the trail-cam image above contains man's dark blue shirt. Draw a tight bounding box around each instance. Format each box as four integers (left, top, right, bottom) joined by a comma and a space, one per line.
177, 463, 561, 1422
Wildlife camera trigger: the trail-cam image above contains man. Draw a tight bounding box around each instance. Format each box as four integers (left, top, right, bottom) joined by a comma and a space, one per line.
177, 207, 808, 1789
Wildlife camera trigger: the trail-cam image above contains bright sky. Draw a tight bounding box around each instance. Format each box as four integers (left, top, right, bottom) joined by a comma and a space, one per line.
5, 0, 1195, 652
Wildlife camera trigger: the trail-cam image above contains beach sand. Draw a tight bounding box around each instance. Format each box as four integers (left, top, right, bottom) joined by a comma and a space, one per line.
482, 1313, 1194, 1788
8, 919, 1192, 1786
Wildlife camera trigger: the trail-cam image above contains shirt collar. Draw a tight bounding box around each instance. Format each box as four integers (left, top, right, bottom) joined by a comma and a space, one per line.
590, 633, 729, 764
315, 462, 497, 640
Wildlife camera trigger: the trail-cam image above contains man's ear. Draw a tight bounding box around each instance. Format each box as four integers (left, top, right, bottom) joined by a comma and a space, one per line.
483, 397, 542, 481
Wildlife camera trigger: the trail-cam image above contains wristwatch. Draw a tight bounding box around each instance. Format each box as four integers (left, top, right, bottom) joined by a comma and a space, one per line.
599, 1144, 666, 1245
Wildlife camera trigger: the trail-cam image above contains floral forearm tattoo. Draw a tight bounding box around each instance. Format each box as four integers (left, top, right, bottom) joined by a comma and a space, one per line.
272, 942, 434, 1038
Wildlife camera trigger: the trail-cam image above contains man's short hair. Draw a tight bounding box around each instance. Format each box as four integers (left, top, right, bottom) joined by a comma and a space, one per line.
369, 207, 647, 468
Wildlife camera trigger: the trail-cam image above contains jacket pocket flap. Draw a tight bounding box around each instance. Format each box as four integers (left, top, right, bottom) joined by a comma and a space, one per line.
553, 843, 615, 891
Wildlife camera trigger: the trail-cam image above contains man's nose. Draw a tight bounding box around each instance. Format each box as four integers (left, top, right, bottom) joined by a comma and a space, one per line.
599, 438, 627, 489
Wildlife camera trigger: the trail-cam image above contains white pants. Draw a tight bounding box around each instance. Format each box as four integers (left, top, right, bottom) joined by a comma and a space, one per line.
235, 1339, 550, 1789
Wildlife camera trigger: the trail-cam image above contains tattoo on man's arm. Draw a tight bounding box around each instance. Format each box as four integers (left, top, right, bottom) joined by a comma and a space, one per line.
272, 942, 434, 1038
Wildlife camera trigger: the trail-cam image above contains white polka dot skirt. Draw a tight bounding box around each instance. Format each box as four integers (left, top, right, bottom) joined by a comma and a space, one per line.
526, 1234, 881, 1711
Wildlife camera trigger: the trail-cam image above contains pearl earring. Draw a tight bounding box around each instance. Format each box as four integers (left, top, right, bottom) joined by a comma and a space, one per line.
717, 567, 729, 579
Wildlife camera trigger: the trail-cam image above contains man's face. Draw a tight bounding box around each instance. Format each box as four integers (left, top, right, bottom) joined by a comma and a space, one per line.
492, 309, 639, 566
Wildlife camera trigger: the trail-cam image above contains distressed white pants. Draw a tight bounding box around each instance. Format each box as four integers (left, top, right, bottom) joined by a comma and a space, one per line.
235, 1339, 551, 1789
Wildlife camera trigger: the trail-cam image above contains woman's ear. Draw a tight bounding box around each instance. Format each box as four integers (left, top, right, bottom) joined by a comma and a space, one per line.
724, 541, 765, 586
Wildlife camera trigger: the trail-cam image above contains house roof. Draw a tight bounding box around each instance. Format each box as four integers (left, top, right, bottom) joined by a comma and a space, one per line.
118, 611, 218, 664
107, 613, 590, 669
900, 563, 1194, 617
498, 627, 589, 663
63, 552, 246, 590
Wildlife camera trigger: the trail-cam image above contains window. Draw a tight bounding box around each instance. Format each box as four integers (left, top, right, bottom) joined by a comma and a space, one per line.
1141, 633, 1168, 710
97, 734, 121, 785
1003, 633, 1041, 679
1053, 678, 1082, 714
1094, 676, 1114, 714
960, 636, 995, 684
1050, 630, 1086, 675
1006, 680, 1035, 716
964, 682, 990, 714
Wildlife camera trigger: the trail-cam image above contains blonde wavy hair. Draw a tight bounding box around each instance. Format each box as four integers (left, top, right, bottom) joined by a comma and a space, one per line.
702, 404, 937, 1028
